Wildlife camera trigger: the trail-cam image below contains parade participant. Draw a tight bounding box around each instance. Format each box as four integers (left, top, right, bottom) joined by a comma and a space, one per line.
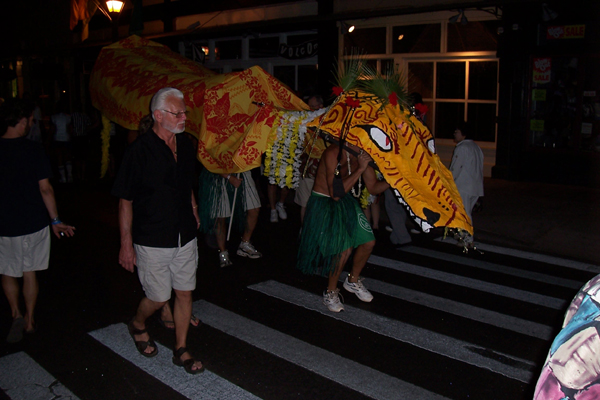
268, 184, 288, 223
51, 99, 73, 183
294, 95, 324, 224
112, 87, 203, 374
450, 122, 484, 247
0, 98, 75, 343
198, 169, 262, 267
297, 141, 389, 312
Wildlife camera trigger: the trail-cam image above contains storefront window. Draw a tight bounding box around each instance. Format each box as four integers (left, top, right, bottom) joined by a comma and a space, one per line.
392, 24, 441, 53
436, 102, 465, 139
447, 20, 499, 52
216, 40, 242, 60
249, 37, 280, 58
437, 62, 466, 99
408, 62, 433, 99
469, 61, 497, 100
529, 56, 578, 149
409, 60, 498, 142
343, 27, 386, 55
528, 56, 600, 151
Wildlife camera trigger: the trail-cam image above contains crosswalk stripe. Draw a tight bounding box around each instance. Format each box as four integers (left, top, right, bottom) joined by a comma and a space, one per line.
368, 254, 567, 310
433, 237, 600, 273
248, 280, 534, 383
88, 324, 261, 400
0, 352, 80, 400
399, 246, 583, 290
192, 299, 451, 400
336, 275, 554, 340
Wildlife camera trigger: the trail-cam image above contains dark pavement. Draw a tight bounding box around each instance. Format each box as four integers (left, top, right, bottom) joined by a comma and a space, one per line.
0, 175, 599, 399
473, 178, 600, 266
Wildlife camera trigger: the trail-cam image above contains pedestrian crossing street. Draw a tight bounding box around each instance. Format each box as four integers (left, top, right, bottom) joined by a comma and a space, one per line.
2, 239, 599, 400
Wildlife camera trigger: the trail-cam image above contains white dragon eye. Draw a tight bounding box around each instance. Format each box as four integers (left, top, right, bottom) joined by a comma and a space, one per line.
368, 126, 392, 152
427, 139, 436, 154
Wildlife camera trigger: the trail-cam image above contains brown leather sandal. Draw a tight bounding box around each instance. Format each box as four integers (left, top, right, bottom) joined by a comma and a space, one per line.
127, 319, 158, 358
172, 347, 204, 374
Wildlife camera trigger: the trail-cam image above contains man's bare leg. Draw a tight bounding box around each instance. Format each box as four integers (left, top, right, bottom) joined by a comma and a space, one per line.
241, 208, 259, 243
1, 275, 22, 319
160, 303, 175, 329
215, 218, 227, 252
348, 240, 375, 282
131, 298, 166, 355
267, 184, 277, 211
279, 187, 289, 204
327, 248, 352, 292
173, 289, 202, 370
22, 271, 38, 331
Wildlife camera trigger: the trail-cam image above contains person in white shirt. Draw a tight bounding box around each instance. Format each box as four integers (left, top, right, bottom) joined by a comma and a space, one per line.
450, 122, 484, 243
50, 101, 73, 183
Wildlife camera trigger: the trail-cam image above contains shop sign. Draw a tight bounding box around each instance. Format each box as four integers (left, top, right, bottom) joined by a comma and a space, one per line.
532, 89, 547, 101
533, 58, 551, 84
530, 119, 545, 132
279, 40, 318, 60
547, 25, 585, 39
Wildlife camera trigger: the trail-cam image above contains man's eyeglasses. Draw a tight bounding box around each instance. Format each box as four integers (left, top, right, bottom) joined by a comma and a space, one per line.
162, 110, 189, 119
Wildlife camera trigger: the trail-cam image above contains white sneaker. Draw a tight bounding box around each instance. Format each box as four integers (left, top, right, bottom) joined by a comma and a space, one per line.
385, 225, 393, 232
237, 241, 262, 259
219, 250, 232, 267
270, 209, 278, 223
276, 202, 287, 220
323, 289, 344, 312
343, 275, 373, 302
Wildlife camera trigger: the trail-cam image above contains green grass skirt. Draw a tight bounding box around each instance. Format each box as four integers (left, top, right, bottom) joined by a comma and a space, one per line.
197, 169, 246, 235
297, 193, 368, 277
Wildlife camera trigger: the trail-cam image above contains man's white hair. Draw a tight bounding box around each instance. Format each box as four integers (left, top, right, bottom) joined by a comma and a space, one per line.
150, 87, 184, 121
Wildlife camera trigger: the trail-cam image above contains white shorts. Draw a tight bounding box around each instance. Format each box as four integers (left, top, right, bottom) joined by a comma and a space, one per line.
134, 238, 198, 302
294, 177, 315, 207
215, 170, 261, 218
0, 227, 50, 278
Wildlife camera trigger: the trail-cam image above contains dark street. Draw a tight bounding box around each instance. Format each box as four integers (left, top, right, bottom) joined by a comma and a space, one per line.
1, 175, 599, 399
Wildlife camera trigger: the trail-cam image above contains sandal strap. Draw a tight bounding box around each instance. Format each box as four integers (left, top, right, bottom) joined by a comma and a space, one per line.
173, 346, 189, 358
128, 319, 148, 335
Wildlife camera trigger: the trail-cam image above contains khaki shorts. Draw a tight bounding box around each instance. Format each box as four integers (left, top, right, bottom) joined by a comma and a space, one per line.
215, 170, 261, 218
294, 177, 315, 207
0, 227, 50, 278
134, 238, 198, 302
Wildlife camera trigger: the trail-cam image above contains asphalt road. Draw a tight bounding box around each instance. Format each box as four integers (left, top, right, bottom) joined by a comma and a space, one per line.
1, 178, 599, 400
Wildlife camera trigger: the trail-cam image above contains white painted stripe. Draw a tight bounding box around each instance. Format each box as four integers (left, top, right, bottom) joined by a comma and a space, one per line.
249, 280, 535, 383
434, 237, 600, 273
89, 324, 260, 400
192, 300, 451, 400
0, 352, 80, 400
399, 245, 582, 289
368, 255, 567, 310
337, 275, 554, 340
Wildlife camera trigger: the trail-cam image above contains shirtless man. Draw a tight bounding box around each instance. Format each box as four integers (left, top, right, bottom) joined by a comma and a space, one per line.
297, 141, 389, 312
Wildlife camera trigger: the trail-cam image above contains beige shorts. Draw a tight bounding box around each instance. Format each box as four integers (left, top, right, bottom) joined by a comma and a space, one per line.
134, 238, 198, 302
215, 170, 261, 218
294, 177, 315, 207
0, 227, 50, 278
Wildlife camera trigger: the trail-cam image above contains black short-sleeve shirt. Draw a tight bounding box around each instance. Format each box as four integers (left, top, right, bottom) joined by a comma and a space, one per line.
111, 130, 197, 248
0, 137, 52, 237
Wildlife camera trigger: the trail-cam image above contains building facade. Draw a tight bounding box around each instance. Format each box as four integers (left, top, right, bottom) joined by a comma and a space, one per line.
3, 0, 598, 186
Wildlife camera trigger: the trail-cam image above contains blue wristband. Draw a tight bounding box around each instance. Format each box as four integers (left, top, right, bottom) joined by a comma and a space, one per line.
51, 217, 62, 225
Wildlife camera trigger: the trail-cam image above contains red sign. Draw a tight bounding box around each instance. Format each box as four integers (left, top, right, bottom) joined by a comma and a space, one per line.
533, 58, 551, 84
547, 25, 586, 39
